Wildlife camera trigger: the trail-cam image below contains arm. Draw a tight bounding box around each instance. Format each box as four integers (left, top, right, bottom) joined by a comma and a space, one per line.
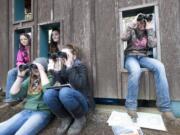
35, 63, 49, 86
121, 22, 136, 41
10, 76, 24, 95
10, 68, 28, 95
52, 67, 69, 84
48, 58, 64, 72
146, 29, 157, 48
67, 63, 88, 90
48, 58, 68, 84
121, 23, 134, 41
16, 49, 30, 67
146, 21, 157, 48
16, 50, 25, 67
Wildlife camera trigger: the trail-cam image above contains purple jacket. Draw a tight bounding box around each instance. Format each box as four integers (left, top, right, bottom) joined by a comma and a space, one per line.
16, 46, 30, 67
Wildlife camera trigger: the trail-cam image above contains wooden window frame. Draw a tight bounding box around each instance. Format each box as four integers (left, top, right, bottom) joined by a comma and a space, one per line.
117, 2, 161, 72
12, 0, 34, 24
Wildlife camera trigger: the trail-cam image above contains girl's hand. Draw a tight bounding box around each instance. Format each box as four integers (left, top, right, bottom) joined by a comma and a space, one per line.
48, 59, 55, 71
145, 20, 153, 30
131, 13, 142, 28
34, 62, 45, 71
17, 68, 28, 78
64, 56, 74, 68
132, 14, 140, 24
54, 58, 65, 71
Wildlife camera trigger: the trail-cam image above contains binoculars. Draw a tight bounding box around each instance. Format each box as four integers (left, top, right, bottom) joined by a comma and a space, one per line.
19, 64, 38, 72
137, 14, 153, 22
48, 51, 67, 60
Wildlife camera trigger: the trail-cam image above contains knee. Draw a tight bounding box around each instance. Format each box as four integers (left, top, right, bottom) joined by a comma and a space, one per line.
43, 89, 57, 103
7, 68, 17, 76
156, 62, 165, 72
152, 62, 166, 74
59, 87, 73, 101
130, 68, 142, 77
0, 125, 10, 135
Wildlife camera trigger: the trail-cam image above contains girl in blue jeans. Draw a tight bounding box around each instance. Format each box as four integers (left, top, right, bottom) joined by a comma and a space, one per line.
0, 58, 53, 135
3, 33, 31, 104
121, 13, 177, 123
44, 44, 92, 135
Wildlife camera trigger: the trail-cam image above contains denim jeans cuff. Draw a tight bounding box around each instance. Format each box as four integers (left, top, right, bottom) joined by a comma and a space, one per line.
158, 107, 171, 112
125, 106, 137, 111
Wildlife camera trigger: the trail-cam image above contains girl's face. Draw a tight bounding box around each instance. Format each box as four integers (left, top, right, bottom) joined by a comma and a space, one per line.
20, 35, 29, 46
137, 21, 146, 31
52, 31, 60, 42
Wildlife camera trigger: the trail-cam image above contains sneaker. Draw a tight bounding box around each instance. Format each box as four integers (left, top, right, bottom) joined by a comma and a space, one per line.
3, 98, 22, 106
0, 103, 10, 109
127, 109, 138, 122
57, 117, 73, 135
67, 116, 86, 135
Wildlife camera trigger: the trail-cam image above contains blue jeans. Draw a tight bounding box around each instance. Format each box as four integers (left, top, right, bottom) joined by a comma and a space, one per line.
125, 55, 171, 112
0, 109, 52, 135
5, 67, 18, 99
43, 87, 89, 118
5, 67, 27, 101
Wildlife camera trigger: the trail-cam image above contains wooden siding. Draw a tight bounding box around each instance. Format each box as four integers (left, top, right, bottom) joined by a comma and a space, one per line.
0, 0, 9, 88
0, 0, 180, 100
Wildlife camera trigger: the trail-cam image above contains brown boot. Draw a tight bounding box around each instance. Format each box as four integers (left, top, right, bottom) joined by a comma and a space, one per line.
67, 116, 86, 135
162, 111, 180, 127
56, 117, 73, 135
162, 112, 176, 121
127, 110, 138, 122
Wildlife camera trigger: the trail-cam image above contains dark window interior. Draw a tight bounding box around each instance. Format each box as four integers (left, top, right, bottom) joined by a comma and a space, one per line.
14, 0, 32, 21
122, 6, 154, 18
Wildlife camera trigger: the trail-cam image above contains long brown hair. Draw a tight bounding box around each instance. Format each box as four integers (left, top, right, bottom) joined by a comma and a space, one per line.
28, 72, 42, 94
49, 29, 60, 53
63, 43, 80, 59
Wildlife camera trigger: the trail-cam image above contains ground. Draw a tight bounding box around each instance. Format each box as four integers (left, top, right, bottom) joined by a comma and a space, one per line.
0, 93, 180, 135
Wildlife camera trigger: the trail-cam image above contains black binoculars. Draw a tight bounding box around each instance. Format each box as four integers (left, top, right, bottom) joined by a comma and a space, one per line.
137, 14, 153, 22
48, 51, 67, 60
19, 64, 38, 72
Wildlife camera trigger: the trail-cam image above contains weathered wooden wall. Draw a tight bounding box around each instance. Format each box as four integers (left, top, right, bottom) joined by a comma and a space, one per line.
0, 0, 9, 88
0, 0, 180, 100
158, 0, 180, 100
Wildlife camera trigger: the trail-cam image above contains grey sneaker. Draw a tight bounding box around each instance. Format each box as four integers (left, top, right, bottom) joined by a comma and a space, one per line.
67, 116, 86, 135
127, 109, 138, 122
3, 98, 22, 106
57, 117, 73, 135
0, 103, 10, 109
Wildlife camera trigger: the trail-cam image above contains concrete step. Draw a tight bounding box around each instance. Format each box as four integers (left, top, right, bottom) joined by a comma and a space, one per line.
0, 102, 180, 135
